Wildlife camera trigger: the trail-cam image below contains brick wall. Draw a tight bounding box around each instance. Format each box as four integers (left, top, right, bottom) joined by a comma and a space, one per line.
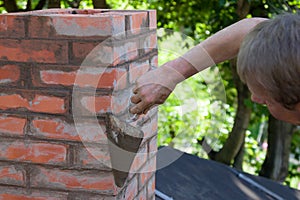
0, 9, 157, 200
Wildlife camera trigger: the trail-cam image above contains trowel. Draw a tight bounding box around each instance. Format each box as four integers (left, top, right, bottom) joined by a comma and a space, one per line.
107, 113, 144, 187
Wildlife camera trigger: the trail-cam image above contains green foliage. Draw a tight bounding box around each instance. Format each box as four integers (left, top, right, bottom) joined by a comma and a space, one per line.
243, 131, 267, 174
286, 129, 300, 188
154, 30, 234, 156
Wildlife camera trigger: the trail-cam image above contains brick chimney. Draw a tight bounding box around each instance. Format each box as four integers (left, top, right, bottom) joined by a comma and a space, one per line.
0, 9, 157, 199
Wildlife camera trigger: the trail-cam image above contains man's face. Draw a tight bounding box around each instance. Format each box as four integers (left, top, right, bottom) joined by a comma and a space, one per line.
247, 80, 300, 125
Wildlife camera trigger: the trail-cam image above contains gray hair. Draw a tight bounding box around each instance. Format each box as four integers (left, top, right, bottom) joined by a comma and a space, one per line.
237, 13, 300, 109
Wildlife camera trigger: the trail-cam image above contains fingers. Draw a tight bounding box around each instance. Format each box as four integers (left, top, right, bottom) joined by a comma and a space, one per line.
129, 101, 152, 115
130, 94, 141, 104
129, 96, 156, 115
133, 85, 139, 94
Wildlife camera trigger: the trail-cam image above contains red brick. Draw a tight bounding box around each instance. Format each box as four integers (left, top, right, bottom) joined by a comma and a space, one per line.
147, 175, 156, 198
73, 40, 140, 67
0, 165, 24, 186
138, 156, 156, 190
31, 118, 107, 143
113, 68, 128, 91
28, 14, 125, 38
73, 120, 108, 143
0, 187, 68, 200
71, 42, 99, 65
118, 176, 138, 200
141, 110, 158, 140
80, 95, 111, 114
111, 90, 131, 115
0, 194, 65, 200
0, 115, 26, 136
126, 12, 148, 35
30, 95, 66, 114
150, 55, 158, 69
76, 145, 111, 169
0, 39, 68, 64
102, 197, 117, 200
70, 193, 116, 200
0, 94, 27, 109
0, 15, 25, 38
0, 94, 66, 114
129, 61, 150, 83
39, 67, 127, 89
136, 185, 147, 200
0, 140, 67, 165
148, 136, 158, 159
130, 146, 147, 174
124, 41, 139, 61
72, 42, 129, 66
110, 42, 137, 65
142, 33, 157, 54
148, 10, 157, 29
31, 167, 117, 193
0, 65, 20, 85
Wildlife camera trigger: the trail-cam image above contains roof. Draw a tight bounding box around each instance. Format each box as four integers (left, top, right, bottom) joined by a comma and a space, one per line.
155, 146, 300, 200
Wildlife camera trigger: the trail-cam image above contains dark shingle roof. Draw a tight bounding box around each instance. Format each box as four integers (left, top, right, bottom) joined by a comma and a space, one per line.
155, 146, 300, 200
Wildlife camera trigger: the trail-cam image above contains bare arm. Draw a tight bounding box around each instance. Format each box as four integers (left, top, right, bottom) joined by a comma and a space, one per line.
168, 17, 268, 80
130, 17, 268, 115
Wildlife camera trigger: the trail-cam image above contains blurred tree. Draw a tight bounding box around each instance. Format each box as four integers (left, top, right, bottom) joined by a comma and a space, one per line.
260, 116, 296, 182
2, 0, 19, 12
93, 0, 107, 8
48, 0, 61, 8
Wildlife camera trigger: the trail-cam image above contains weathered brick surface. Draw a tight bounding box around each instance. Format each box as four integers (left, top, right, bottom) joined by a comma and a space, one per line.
71, 41, 139, 66
28, 13, 125, 38
141, 109, 158, 140
0, 93, 67, 114
33, 65, 128, 90
0, 186, 69, 200
130, 145, 148, 174
30, 166, 116, 193
76, 144, 111, 169
0, 140, 68, 165
142, 32, 157, 54
126, 12, 148, 35
0, 15, 26, 38
129, 60, 150, 84
79, 95, 112, 114
0, 39, 68, 64
30, 117, 107, 143
0, 164, 25, 187
147, 175, 156, 199
138, 156, 156, 191
0, 115, 26, 136
148, 10, 157, 29
0, 65, 20, 85
118, 176, 138, 200
0, 8, 157, 199
136, 185, 148, 200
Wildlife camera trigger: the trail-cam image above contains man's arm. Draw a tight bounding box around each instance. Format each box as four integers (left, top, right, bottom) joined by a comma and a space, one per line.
130, 17, 268, 115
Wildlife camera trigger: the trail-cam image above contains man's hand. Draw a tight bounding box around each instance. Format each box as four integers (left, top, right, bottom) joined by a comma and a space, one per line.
129, 62, 184, 115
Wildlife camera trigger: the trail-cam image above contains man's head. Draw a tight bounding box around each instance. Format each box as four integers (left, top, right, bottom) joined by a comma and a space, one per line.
237, 13, 300, 124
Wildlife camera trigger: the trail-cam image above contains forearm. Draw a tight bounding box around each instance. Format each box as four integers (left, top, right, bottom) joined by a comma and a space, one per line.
163, 17, 268, 83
